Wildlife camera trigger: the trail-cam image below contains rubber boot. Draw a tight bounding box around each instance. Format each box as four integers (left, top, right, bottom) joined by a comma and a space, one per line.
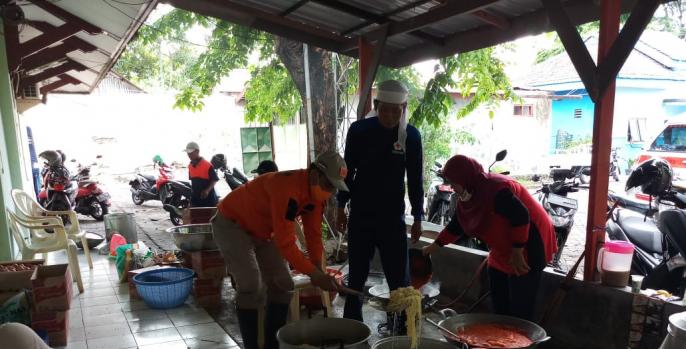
264, 303, 290, 349
236, 308, 260, 349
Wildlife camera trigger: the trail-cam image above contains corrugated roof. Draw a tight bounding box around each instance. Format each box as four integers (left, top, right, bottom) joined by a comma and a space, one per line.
517, 31, 686, 89
9, 0, 157, 95
166, 0, 640, 68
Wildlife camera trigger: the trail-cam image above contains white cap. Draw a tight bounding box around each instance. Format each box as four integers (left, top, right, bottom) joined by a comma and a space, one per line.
375, 80, 409, 105
184, 141, 199, 153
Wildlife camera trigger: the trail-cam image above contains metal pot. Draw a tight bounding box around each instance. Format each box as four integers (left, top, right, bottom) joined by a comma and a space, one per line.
437, 309, 550, 349
660, 311, 686, 349
372, 337, 455, 349
166, 224, 217, 251
277, 318, 371, 349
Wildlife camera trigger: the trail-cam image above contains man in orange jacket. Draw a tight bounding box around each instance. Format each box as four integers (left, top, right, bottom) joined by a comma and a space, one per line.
211, 151, 347, 349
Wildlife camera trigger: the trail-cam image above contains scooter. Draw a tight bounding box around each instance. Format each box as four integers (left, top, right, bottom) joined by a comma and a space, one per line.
39, 163, 76, 224
211, 154, 248, 191
534, 168, 579, 269
162, 179, 193, 226
426, 161, 454, 226
605, 164, 686, 295
129, 163, 174, 205
71, 165, 111, 221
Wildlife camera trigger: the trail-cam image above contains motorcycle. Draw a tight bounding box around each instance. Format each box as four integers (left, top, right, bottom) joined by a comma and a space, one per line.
38, 151, 76, 224
605, 159, 686, 295
534, 168, 579, 269
162, 179, 193, 226
71, 165, 111, 221
578, 148, 622, 184
426, 161, 454, 226
129, 162, 174, 205
211, 154, 248, 191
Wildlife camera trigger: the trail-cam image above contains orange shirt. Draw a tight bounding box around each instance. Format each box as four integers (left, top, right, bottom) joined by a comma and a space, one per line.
217, 169, 324, 274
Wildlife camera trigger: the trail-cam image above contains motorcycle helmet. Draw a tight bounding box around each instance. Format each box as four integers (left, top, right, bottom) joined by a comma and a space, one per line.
38, 150, 62, 167
152, 155, 164, 165
211, 154, 227, 170
626, 158, 672, 196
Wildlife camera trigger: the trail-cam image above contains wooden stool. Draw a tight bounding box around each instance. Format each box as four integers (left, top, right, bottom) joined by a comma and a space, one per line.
289, 273, 333, 321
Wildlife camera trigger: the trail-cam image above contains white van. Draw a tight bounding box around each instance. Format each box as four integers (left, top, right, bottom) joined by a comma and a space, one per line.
636, 116, 686, 188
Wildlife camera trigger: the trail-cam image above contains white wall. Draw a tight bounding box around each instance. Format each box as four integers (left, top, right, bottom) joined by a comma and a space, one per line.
447, 95, 552, 175
21, 93, 256, 179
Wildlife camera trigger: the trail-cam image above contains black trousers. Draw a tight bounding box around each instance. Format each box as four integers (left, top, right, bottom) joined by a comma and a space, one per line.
343, 215, 409, 321
488, 224, 546, 321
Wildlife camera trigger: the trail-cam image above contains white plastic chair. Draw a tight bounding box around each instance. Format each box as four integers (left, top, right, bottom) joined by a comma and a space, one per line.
11, 189, 93, 269
6, 209, 84, 293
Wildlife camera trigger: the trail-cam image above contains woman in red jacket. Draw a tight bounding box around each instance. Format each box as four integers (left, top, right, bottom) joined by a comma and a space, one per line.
421, 155, 557, 320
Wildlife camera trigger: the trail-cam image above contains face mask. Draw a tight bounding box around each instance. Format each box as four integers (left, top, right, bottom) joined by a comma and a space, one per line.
457, 190, 472, 202
311, 185, 333, 202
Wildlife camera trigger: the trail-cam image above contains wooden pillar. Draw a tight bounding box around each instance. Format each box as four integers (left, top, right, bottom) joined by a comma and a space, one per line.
583, 0, 621, 281
357, 37, 373, 119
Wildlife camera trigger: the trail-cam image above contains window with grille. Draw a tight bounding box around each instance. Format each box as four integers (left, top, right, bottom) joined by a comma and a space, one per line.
240, 127, 273, 174
628, 118, 648, 143
513, 104, 533, 117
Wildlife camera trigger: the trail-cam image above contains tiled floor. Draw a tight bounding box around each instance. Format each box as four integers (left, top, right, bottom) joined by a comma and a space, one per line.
53, 253, 239, 349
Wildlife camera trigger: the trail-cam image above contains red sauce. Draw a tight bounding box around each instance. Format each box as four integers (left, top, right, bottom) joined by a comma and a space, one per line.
454, 324, 533, 348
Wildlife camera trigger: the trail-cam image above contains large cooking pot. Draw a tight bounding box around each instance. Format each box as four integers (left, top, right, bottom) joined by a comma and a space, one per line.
277, 318, 371, 349
373, 337, 455, 349
166, 224, 217, 251
437, 309, 550, 349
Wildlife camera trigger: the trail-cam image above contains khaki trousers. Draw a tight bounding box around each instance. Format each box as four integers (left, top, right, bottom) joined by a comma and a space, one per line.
211, 213, 294, 309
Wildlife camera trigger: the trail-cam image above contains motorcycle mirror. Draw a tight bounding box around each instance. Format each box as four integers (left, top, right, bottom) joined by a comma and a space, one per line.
70, 159, 76, 162
495, 150, 507, 162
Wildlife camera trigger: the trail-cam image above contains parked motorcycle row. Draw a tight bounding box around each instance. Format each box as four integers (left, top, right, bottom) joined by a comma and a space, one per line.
606, 159, 686, 295
37, 151, 111, 223
128, 154, 254, 226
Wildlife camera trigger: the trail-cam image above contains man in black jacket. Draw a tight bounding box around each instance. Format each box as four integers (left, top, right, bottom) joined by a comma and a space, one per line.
336, 80, 424, 323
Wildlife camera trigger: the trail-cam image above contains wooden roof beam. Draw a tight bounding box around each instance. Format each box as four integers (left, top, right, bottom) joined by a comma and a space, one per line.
25, 0, 102, 35
595, 0, 661, 101
280, 0, 309, 16
39, 74, 83, 95
472, 10, 510, 29
541, 0, 597, 101
341, 0, 440, 35
165, 0, 349, 54
26, 21, 99, 52
342, 0, 496, 50
388, 0, 637, 68
20, 59, 88, 88
20, 23, 81, 57
310, 0, 444, 45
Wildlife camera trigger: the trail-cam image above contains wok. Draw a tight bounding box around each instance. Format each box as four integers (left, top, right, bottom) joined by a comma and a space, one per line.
435, 309, 550, 349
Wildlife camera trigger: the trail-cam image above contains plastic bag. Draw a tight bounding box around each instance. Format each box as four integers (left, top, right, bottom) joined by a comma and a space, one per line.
0, 291, 30, 325
110, 233, 127, 256
115, 243, 134, 281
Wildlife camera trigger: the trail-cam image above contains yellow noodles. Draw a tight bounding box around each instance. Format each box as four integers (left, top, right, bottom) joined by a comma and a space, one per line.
388, 287, 422, 349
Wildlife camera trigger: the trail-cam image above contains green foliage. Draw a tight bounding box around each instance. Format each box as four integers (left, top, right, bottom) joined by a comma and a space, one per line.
417, 123, 477, 191
117, 8, 516, 129
244, 61, 301, 123
411, 48, 516, 127
559, 135, 593, 150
